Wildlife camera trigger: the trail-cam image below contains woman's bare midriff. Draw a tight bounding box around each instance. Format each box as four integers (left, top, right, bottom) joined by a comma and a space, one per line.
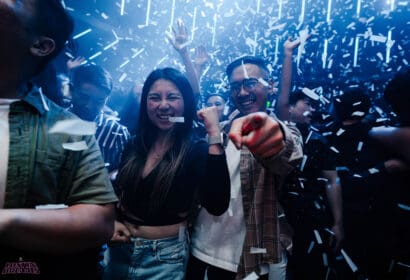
124, 220, 187, 240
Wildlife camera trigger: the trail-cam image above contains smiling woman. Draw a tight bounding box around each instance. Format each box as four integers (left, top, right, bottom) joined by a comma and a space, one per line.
103, 67, 231, 280
146, 79, 185, 132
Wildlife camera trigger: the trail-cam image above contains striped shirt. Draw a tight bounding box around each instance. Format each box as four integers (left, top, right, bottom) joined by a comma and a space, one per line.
94, 112, 130, 172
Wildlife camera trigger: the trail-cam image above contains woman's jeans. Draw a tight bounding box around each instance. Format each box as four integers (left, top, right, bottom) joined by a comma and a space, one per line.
103, 233, 188, 280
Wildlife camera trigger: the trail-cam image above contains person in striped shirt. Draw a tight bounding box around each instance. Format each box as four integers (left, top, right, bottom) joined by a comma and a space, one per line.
69, 64, 130, 175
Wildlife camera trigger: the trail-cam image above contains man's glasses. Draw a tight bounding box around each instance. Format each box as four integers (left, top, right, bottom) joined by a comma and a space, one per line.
228, 78, 261, 94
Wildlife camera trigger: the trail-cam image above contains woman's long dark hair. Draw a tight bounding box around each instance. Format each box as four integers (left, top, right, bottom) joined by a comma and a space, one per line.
117, 67, 196, 216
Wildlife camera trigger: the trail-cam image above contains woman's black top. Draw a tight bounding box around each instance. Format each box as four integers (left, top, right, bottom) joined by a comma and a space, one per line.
118, 140, 230, 226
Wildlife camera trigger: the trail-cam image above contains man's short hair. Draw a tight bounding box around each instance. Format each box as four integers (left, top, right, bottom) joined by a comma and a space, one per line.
226, 56, 270, 79
71, 64, 113, 95
384, 68, 410, 124
32, 0, 74, 65
333, 87, 371, 121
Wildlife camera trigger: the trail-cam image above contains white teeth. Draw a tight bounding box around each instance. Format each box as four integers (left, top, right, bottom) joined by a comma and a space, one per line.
241, 100, 254, 106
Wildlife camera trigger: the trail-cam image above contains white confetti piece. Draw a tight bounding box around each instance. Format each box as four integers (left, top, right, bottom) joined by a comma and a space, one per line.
250, 247, 267, 254
257, 77, 269, 87
351, 111, 365, 117
330, 146, 340, 153
35, 204, 68, 210
397, 203, 410, 211
299, 154, 308, 171
62, 141, 88, 151
307, 240, 315, 254
341, 249, 358, 272
397, 262, 410, 268
314, 229, 323, 244
323, 252, 328, 266
243, 272, 259, 280
169, 116, 185, 123
368, 168, 379, 174
49, 119, 96, 135
288, 191, 300, 196
302, 87, 320, 100
228, 208, 233, 216
72, 28, 92, 40
336, 128, 345, 136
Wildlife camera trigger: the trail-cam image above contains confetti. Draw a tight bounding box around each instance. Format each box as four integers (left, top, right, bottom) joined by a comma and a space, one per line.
62, 141, 88, 151
49, 119, 96, 135
397, 203, 410, 211
250, 247, 267, 254
341, 249, 359, 272
169, 116, 185, 123
313, 229, 323, 244
243, 272, 259, 280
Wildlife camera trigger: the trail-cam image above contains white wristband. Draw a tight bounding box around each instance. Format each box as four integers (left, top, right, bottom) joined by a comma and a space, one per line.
207, 134, 222, 145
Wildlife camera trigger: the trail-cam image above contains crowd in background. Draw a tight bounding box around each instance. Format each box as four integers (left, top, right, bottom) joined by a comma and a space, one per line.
0, 1, 408, 280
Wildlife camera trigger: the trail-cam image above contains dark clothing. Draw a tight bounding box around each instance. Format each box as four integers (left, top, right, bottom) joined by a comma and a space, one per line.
186, 255, 237, 280
118, 140, 230, 226
0, 248, 102, 280
328, 122, 399, 279
282, 124, 336, 280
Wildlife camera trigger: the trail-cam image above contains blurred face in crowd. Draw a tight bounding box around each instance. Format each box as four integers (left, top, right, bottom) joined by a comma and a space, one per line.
206, 95, 226, 121
228, 63, 273, 115
289, 98, 315, 124
71, 83, 109, 121
146, 79, 185, 132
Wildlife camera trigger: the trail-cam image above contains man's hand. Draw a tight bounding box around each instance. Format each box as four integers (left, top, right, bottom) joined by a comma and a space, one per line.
229, 112, 285, 158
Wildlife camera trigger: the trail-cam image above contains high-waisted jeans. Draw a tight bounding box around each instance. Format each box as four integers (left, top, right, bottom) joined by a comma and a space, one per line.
103, 232, 188, 280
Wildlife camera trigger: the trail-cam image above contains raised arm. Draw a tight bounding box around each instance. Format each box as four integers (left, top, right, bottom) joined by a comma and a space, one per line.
276, 37, 301, 121
197, 106, 230, 215
192, 45, 209, 80
167, 20, 201, 97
